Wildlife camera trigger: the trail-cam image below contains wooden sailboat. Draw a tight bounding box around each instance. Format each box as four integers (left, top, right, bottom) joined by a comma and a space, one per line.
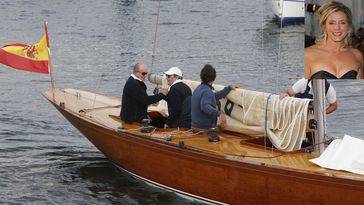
44, 85, 364, 205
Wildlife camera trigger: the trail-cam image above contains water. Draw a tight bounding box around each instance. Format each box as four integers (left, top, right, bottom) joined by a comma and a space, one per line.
1, 0, 362, 204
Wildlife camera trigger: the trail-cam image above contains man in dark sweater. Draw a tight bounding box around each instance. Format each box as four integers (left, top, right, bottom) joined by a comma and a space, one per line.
120, 63, 167, 123
163, 67, 192, 128
191, 64, 239, 132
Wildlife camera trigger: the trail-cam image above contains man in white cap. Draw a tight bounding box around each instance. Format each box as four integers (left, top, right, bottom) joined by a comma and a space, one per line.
164, 67, 192, 128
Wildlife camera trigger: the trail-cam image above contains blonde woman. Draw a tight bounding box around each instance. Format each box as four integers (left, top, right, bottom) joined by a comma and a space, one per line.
305, 1, 363, 79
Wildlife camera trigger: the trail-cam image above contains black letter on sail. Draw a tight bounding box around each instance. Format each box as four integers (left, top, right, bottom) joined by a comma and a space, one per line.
224, 100, 234, 117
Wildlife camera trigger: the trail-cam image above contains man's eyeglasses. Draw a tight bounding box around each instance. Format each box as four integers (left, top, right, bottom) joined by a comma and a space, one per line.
138, 71, 148, 76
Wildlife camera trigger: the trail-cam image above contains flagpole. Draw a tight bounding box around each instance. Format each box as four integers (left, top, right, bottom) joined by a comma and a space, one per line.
44, 21, 56, 102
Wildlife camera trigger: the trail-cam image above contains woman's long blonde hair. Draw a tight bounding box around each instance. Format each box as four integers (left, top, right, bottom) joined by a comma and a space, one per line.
315, 1, 353, 47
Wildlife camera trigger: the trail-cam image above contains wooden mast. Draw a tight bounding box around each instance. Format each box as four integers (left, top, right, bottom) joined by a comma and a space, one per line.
312, 79, 326, 154
44, 21, 56, 102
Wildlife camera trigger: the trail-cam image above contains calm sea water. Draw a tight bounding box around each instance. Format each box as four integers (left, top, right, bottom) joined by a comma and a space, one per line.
1, 0, 363, 204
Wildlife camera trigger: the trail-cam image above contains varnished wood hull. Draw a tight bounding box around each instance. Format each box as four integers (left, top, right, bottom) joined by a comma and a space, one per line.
50, 101, 364, 205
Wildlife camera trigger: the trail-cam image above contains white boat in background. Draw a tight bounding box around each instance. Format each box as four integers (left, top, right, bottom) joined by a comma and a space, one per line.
271, 0, 305, 25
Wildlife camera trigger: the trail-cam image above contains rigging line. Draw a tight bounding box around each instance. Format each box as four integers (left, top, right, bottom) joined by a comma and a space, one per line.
79, 105, 121, 113
264, 93, 273, 153
91, 73, 107, 114
150, 0, 161, 74
227, 139, 333, 159
64, 4, 82, 109
275, 1, 284, 95
149, 127, 158, 136
139, 0, 146, 62
182, 131, 204, 137
90, 3, 135, 113
261, 0, 265, 90
177, 133, 205, 140
227, 152, 284, 159
164, 128, 191, 135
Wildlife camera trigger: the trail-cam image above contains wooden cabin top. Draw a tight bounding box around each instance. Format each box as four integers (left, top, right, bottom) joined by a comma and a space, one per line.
44, 89, 364, 182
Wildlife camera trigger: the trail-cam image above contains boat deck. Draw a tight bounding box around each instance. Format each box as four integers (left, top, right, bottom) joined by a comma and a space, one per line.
45, 89, 364, 182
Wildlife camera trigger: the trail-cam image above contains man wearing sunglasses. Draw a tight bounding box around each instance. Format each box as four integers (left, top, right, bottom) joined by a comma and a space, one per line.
120, 63, 167, 124
163, 67, 192, 129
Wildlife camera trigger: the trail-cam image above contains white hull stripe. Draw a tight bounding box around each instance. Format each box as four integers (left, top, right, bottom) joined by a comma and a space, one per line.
114, 164, 228, 205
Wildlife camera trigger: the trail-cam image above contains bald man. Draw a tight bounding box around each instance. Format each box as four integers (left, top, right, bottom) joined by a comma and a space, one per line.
120, 63, 167, 123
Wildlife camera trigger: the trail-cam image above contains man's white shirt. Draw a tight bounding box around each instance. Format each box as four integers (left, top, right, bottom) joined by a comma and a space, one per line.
291, 78, 336, 104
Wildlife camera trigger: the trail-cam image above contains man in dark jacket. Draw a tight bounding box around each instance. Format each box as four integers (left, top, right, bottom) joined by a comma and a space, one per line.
191, 64, 239, 132
163, 67, 192, 128
120, 63, 167, 123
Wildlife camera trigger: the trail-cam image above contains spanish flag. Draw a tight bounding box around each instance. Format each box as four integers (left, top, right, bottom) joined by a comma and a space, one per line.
0, 34, 50, 74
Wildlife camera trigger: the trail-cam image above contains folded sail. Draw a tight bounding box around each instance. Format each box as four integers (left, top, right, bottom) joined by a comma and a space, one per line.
149, 74, 311, 151
310, 135, 364, 176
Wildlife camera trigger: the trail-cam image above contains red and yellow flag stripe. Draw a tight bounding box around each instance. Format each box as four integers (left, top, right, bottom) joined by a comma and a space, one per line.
0, 35, 49, 74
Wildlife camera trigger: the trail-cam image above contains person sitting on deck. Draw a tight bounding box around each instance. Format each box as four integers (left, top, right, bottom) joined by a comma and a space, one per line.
191, 64, 239, 136
163, 67, 192, 129
280, 78, 337, 114
120, 63, 167, 124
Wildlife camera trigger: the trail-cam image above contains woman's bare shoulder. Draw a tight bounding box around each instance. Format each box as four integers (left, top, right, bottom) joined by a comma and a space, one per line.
305, 45, 320, 58
349, 48, 363, 65
350, 48, 363, 62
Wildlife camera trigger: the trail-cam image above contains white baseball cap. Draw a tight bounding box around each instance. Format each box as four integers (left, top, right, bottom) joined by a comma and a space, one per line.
164, 67, 182, 77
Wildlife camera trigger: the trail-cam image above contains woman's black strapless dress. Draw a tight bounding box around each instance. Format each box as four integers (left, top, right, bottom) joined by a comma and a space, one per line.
311, 70, 357, 79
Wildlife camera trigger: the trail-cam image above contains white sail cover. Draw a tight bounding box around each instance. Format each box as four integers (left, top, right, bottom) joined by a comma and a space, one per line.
149, 75, 311, 151
310, 135, 364, 176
